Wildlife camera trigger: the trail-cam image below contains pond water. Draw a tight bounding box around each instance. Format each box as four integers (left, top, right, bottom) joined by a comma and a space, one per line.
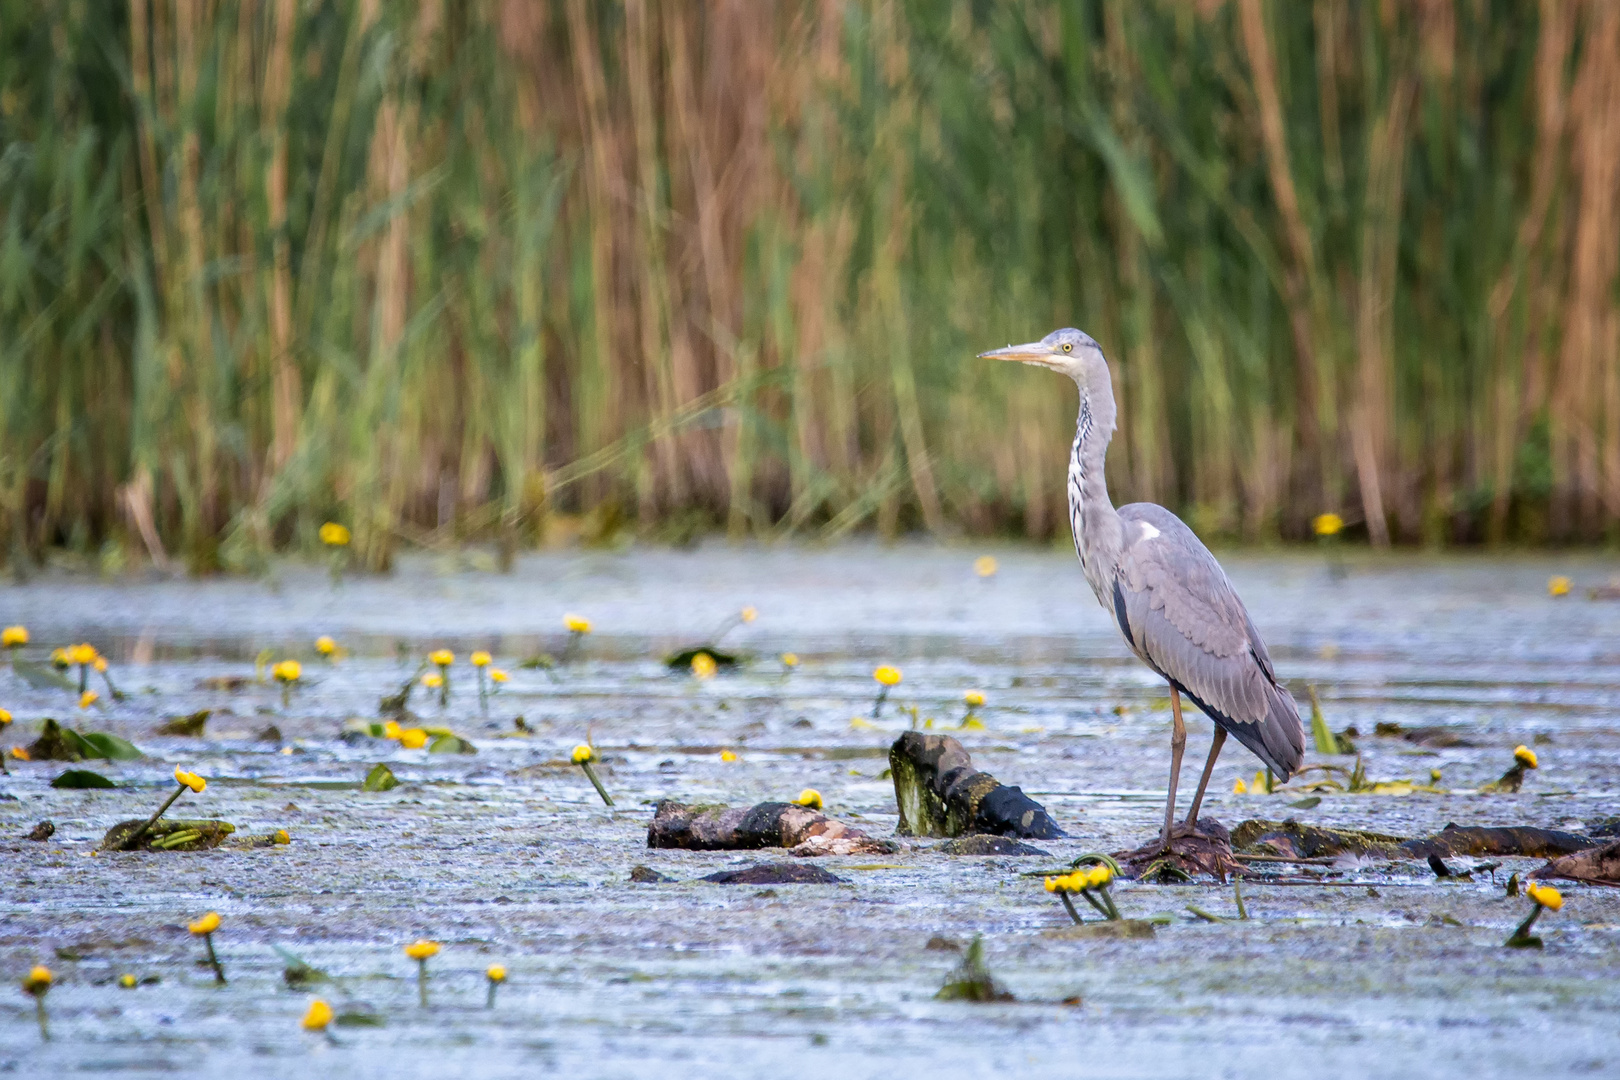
2, 543, 1618, 1078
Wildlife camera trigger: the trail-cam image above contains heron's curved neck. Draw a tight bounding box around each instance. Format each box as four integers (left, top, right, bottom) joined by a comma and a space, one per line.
1067, 377, 1123, 600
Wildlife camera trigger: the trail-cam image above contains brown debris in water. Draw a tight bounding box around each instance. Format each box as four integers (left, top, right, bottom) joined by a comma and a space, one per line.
99, 818, 235, 852
647, 799, 898, 857
1116, 819, 1240, 881
1232, 819, 1600, 861
1233, 819, 1407, 859
889, 732, 1064, 840
1531, 837, 1620, 886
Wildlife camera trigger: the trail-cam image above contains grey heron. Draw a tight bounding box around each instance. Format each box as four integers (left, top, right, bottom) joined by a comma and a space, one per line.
981, 328, 1304, 850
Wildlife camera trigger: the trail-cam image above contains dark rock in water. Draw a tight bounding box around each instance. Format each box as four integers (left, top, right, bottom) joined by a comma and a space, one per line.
26, 820, 55, 841
629, 865, 675, 883
937, 834, 1048, 857
648, 799, 896, 856
1533, 837, 1620, 885
700, 862, 847, 885
255, 725, 283, 744
1400, 824, 1598, 860
889, 732, 1064, 839
924, 935, 962, 952
1117, 818, 1239, 880
100, 818, 235, 852
1234, 819, 1407, 859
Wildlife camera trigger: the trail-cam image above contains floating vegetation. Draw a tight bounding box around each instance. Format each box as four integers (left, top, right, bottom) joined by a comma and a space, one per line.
103, 766, 207, 851
363, 764, 400, 792
51, 769, 115, 789
1044, 856, 1122, 924
665, 606, 755, 669
934, 936, 1012, 1003
189, 912, 226, 984
1307, 687, 1355, 755
24, 718, 141, 762
156, 710, 211, 737
404, 940, 440, 1007
572, 744, 613, 806
485, 965, 506, 1008
871, 665, 902, 718
275, 946, 330, 989
21, 965, 51, 1040
1506, 883, 1563, 948
1481, 745, 1539, 793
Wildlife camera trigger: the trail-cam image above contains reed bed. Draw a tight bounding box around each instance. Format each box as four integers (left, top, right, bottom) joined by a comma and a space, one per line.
1, 1, 1617, 571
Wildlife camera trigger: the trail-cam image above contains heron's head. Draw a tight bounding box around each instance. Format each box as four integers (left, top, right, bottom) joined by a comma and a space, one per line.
978, 328, 1107, 385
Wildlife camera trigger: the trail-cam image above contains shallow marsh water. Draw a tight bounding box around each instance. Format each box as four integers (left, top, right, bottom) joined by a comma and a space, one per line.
2, 543, 1619, 1078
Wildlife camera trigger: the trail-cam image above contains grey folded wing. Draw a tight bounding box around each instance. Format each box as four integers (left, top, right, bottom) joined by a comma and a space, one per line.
1114, 504, 1305, 778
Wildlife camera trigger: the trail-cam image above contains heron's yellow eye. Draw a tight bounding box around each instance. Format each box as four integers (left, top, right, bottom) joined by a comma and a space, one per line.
1062, 343, 1072, 352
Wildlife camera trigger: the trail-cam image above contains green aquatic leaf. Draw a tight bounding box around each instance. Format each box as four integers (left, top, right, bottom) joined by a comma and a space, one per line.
13, 660, 76, 691
51, 769, 117, 788
428, 734, 476, 754
76, 732, 143, 760
362, 763, 400, 791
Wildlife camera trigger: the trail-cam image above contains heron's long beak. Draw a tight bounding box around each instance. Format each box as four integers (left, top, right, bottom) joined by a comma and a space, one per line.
977, 341, 1054, 366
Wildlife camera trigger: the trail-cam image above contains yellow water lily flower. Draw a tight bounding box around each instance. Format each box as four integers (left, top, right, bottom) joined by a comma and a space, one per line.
383, 720, 403, 740
571, 744, 595, 764
1313, 513, 1344, 537
79, 690, 99, 709
188, 912, 221, 936
740, 606, 758, 623
421, 672, 444, 689
489, 668, 509, 684
974, 555, 998, 578
1514, 745, 1538, 769
399, 728, 428, 750
794, 789, 823, 809
691, 652, 717, 679
781, 653, 799, 668
70, 643, 98, 666
873, 665, 902, 687
22, 966, 51, 994
720, 749, 738, 763
471, 650, 492, 668
302, 998, 333, 1030
1526, 881, 1563, 911
174, 767, 207, 793
272, 829, 290, 845
1, 625, 28, 648
0, 709, 10, 727
319, 522, 350, 547
404, 940, 441, 960
1233, 778, 1248, 794
963, 690, 986, 708
1547, 575, 1572, 597
315, 636, 337, 657
11, 746, 31, 760
429, 649, 454, 667
118, 973, 137, 989
272, 660, 302, 683
486, 964, 506, 983
564, 614, 592, 634
93, 656, 108, 673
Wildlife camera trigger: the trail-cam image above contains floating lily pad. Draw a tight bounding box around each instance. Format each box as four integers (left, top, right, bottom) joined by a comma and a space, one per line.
100, 818, 235, 852
362, 763, 400, 791
74, 731, 142, 760
52, 769, 116, 789
428, 734, 476, 754
13, 659, 76, 691
156, 710, 210, 736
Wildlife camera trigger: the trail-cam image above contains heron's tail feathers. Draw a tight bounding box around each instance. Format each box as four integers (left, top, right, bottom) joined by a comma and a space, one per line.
1242, 682, 1305, 781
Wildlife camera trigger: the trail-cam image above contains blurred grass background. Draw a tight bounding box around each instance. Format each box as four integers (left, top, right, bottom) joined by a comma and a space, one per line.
2, 1, 1618, 574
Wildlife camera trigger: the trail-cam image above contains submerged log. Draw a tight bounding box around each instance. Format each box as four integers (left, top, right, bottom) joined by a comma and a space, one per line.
700, 862, 847, 885
1531, 838, 1620, 886
647, 799, 898, 856
1233, 819, 1599, 861
888, 732, 1064, 839
1403, 824, 1598, 860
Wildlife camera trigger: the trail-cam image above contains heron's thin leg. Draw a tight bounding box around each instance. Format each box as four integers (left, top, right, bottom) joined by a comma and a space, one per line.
1162, 685, 1187, 849
1184, 726, 1228, 827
